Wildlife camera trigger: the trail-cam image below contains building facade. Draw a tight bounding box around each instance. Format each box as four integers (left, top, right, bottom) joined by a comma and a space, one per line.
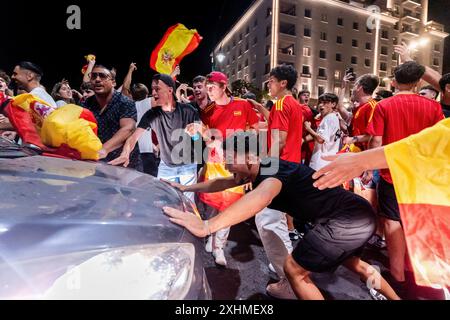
212, 0, 448, 98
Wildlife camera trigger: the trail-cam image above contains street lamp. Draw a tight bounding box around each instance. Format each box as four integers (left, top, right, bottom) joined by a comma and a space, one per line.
216, 53, 226, 64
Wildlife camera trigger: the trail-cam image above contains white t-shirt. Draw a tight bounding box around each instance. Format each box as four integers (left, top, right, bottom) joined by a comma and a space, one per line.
56, 100, 67, 108
135, 98, 153, 154
30, 87, 58, 109
309, 112, 341, 171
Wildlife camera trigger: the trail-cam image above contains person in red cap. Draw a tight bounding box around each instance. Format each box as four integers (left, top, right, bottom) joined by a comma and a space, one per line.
186, 71, 259, 267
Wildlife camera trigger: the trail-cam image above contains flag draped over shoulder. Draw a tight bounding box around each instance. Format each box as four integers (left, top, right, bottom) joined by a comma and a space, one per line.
384, 118, 450, 288
150, 23, 202, 75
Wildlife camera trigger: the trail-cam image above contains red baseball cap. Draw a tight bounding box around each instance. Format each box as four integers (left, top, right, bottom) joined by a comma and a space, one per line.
207, 71, 232, 95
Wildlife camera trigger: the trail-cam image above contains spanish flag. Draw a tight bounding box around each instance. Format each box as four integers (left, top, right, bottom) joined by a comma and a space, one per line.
384, 118, 450, 288
150, 23, 202, 75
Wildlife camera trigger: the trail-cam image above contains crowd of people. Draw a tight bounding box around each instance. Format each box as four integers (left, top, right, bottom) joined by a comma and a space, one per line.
0, 41, 448, 300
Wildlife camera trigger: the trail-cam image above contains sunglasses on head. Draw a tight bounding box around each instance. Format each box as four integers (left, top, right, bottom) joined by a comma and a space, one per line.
89, 72, 111, 80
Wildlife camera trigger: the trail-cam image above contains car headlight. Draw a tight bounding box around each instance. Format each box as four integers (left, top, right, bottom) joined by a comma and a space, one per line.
43, 243, 195, 300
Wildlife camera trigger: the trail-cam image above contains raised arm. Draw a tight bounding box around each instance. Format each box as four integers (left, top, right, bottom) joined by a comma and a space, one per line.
120, 63, 137, 98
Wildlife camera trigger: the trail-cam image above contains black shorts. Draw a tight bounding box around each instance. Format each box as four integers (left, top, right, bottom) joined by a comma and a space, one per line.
292, 195, 376, 273
377, 178, 401, 222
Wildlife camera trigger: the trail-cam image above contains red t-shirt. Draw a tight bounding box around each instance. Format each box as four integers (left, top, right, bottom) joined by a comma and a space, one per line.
367, 94, 444, 184
300, 104, 315, 164
268, 95, 303, 163
201, 97, 259, 138
351, 98, 377, 150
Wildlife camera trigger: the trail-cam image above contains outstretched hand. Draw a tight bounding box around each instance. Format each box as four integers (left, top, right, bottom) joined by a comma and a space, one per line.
108, 153, 130, 167
163, 207, 208, 238
160, 179, 187, 192
312, 153, 365, 190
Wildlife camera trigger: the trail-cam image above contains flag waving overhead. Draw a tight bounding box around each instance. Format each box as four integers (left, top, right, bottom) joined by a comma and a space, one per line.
384, 118, 450, 289
150, 23, 202, 75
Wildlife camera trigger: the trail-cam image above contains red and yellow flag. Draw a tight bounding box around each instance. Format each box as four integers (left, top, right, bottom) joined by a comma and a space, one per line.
384, 118, 450, 288
150, 23, 202, 75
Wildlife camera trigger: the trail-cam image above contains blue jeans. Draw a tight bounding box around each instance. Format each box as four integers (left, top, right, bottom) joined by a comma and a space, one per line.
157, 161, 198, 202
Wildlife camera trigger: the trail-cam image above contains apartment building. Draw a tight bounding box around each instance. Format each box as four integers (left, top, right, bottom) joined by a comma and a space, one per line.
212, 0, 448, 98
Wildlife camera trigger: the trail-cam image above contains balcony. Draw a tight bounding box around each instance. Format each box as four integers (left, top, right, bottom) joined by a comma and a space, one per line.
279, 22, 296, 37
402, 1, 421, 10
402, 12, 420, 24
400, 26, 419, 39
280, 2, 296, 17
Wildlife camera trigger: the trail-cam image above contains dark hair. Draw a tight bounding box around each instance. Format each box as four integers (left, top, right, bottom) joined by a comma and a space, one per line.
439, 73, 450, 92
420, 85, 439, 98
222, 131, 260, 156
269, 64, 298, 91
394, 61, 425, 85
265, 100, 274, 111
131, 83, 149, 101
375, 89, 393, 101
356, 74, 380, 95
192, 75, 206, 84
0, 70, 10, 85
17, 61, 43, 81
51, 80, 75, 104
92, 64, 116, 80
318, 93, 339, 105
80, 81, 94, 92
299, 89, 310, 96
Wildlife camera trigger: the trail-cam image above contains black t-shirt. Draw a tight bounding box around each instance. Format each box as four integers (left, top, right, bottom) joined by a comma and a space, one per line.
138, 102, 200, 167
441, 103, 450, 118
83, 91, 139, 167
253, 158, 371, 222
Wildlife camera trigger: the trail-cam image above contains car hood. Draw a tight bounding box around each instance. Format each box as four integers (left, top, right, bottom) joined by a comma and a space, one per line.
0, 156, 203, 299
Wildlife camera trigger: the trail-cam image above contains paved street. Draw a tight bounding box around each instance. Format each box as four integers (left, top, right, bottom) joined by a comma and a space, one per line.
202, 218, 445, 300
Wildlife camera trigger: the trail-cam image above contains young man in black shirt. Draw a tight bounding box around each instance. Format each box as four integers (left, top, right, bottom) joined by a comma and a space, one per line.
163, 132, 400, 300
109, 73, 200, 201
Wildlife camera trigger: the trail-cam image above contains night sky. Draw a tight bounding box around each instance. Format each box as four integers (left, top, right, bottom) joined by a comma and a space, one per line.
2, 0, 449, 90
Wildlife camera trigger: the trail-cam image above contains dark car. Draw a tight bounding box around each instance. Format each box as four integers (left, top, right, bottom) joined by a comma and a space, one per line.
0, 137, 211, 299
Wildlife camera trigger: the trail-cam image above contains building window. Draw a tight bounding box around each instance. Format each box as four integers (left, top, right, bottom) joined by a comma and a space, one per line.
351, 56, 358, 65
245, 41, 249, 51
353, 22, 359, 30
265, 45, 271, 56
253, 37, 258, 45
433, 58, 439, 66
254, 19, 258, 27
365, 42, 372, 50
233, 39, 236, 47
281, 44, 295, 55
232, 55, 236, 62
336, 53, 342, 62
253, 71, 257, 79
434, 43, 440, 52
304, 28, 311, 37
352, 39, 358, 47
267, 7, 272, 17
305, 9, 312, 18
318, 68, 327, 78
245, 59, 249, 67
334, 70, 341, 80
337, 18, 343, 26
302, 65, 311, 75
365, 59, 371, 67
303, 47, 311, 57
246, 26, 250, 35
380, 62, 387, 71
302, 83, 308, 91
320, 32, 327, 41
318, 85, 325, 96
238, 63, 242, 71
239, 48, 242, 56
381, 46, 388, 55
265, 63, 270, 74
319, 50, 326, 59
239, 33, 243, 42
366, 27, 372, 34
321, 14, 328, 22
337, 36, 343, 44
266, 26, 271, 37
381, 30, 389, 39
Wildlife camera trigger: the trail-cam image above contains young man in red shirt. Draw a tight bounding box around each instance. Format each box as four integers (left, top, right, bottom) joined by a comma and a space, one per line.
249, 64, 304, 299
187, 71, 259, 266
367, 61, 444, 296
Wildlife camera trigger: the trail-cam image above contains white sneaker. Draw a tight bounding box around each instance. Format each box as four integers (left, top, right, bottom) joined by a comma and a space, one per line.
213, 248, 227, 266
205, 236, 213, 253
268, 263, 277, 274
266, 278, 297, 300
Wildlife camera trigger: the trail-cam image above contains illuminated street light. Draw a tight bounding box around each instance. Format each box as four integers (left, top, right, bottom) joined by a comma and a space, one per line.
216, 53, 226, 64
409, 37, 429, 50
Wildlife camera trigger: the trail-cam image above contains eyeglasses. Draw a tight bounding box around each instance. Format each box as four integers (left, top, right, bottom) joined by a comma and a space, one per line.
89, 72, 111, 81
